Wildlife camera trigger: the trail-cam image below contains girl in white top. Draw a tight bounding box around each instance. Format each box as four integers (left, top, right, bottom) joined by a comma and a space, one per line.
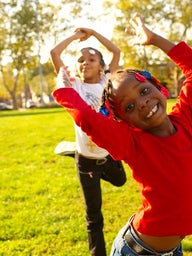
50, 28, 126, 256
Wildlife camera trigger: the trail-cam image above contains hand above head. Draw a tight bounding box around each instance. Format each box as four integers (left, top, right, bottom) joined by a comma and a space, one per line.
75, 27, 120, 72
73, 30, 87, 41
125, 13, 175, 53
126, 13, 155, 46
74, 27, 94, 41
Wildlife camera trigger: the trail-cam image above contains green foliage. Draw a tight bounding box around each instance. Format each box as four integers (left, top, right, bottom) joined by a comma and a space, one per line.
111, 0, 192, 94
0, 105, 192, 255
0, 0, 51, 108
29, 61, 56, 98
0, 0, 101, 107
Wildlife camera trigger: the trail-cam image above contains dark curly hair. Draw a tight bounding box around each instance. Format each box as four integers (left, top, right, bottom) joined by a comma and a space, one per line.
80, 47, 105, 67
99, 69, 169, 120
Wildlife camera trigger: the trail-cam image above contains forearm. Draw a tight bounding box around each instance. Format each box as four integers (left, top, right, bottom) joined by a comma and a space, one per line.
53, 87, 128, 160
92, 30, 120, 72
92, 30, 120, 53
150, 33, 175, 54
50, 35, 77, 74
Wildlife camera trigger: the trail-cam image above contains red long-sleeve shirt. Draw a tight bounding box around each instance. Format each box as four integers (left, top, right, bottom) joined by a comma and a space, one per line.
53, 41, 192, 236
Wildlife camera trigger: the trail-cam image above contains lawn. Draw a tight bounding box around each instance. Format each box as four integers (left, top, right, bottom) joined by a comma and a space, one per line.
0, 101, 191, 255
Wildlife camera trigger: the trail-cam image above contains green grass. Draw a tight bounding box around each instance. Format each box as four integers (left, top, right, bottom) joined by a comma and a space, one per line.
0, 101, 191, 255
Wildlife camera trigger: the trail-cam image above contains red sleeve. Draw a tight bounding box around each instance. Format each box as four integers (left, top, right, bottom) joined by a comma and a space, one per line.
53, 87, 135, 161
168, 41, 192, 81
53, 88, 88, 125
168, 41, 192, 118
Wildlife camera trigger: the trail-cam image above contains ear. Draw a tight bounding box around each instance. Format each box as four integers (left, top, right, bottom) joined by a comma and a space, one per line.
99, 65, 104, 73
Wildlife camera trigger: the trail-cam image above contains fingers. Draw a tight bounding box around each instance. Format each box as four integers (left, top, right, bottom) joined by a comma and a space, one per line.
74, 30, 86, 41
75, 28, 85, 33
75, 30, 85, 36
74, 28, 92, 42
125, 28, 136, 36
130, 13, 144, 31
75, 27, 91, 34
125, 13, 143, 35
126, 13, 151, 46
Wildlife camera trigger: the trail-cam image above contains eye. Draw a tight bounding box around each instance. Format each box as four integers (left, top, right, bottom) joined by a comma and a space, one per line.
89, 57, 96, 62
141, 87, 149, 95
78, 57, 84, 63
125, 103, 135, 112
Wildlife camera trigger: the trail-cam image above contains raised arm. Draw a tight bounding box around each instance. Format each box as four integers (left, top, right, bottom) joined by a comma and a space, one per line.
75, 27, 120, 73
50, 30, 85, 74
126, 13, 175, 53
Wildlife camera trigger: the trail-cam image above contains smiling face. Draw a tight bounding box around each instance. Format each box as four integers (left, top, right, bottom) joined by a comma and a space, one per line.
76, 48, 104, 83
110, 72, 169, 133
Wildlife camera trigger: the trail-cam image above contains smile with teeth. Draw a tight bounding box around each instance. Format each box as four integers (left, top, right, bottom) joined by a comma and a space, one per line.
147, 105, 158, 118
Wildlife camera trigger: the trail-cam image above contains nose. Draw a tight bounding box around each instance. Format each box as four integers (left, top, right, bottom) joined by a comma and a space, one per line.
138, 97, 149, 110
82, 60, 88, 66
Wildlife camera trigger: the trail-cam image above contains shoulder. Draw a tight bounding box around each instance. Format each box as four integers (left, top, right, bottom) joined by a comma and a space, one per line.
72, 77, 84, 91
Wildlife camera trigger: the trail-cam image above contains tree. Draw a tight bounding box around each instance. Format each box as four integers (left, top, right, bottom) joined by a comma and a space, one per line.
0, 0, 99, 108
0, 0, 52, 108
104, 0, 192, 95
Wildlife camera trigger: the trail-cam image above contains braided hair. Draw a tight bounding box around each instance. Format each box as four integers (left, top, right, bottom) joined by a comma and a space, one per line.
99, 69, 169, 120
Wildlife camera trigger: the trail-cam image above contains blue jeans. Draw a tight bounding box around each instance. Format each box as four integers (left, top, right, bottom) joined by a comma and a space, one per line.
110, 219, 183, 256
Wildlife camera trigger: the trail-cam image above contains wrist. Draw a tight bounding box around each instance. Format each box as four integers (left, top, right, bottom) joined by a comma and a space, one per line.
91, 29, 96, 36
150, 33, 159, 45
72, 34, 79, 40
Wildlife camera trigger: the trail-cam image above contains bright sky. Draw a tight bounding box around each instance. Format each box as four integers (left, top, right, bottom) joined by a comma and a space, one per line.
42, 0, 117, 67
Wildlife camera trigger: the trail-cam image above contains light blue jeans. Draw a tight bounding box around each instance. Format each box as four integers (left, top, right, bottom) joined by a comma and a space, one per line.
110, 218, 183, 256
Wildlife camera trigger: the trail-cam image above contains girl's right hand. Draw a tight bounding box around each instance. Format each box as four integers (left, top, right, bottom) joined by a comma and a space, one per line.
74, 28, 94, 41
73, 30, 86, 41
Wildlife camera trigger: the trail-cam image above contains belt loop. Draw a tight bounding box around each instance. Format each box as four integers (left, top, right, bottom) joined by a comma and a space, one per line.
162, 252, 174, 256
96, 158, 107, 165
128, 214, 135, 225
122, 215, 134, 237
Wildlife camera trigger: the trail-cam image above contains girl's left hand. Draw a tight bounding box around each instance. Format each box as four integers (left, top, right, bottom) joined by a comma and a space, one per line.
74, 27, 94, 41
126, 13, 154, 45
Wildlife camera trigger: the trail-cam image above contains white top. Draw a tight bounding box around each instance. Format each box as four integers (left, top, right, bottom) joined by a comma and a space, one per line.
56, 67, 109, 158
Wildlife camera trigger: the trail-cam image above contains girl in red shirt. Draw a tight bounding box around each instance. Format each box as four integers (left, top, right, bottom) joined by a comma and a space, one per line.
53, 14, 192, 255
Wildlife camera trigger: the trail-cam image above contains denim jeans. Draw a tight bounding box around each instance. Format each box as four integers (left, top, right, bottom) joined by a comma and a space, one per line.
110, 219, 183, 256
75, 153, 126, 256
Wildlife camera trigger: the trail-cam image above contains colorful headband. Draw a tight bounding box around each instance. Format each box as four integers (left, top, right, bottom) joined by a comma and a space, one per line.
99, 70, 169, 117
99, 105, 110, 116
137, 70, 169, 98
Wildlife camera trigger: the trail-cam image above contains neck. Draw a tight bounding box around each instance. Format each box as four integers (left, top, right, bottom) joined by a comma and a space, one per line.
148, 118, 176, 137
83, 79, 100, 84
83, 76, 101, 84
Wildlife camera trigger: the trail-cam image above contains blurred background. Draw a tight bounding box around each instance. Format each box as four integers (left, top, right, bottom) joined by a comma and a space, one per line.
0, 0, 191, 110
